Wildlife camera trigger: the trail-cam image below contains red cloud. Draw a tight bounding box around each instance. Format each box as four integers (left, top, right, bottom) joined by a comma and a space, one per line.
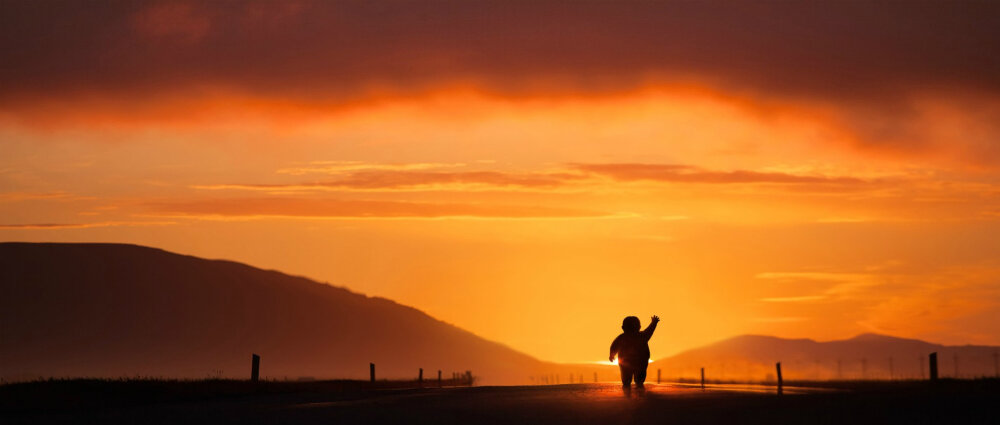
3, 2, 1000, 165
2, 1, 998, 105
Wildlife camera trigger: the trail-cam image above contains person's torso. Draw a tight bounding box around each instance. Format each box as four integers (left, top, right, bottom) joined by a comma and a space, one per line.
617, 333, 650, 362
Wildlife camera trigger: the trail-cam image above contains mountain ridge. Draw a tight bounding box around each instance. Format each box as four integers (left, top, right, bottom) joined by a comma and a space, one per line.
0, 242, 546, 384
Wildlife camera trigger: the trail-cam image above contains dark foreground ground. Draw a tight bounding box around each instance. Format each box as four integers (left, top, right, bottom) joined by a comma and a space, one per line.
2, 379, 999, 424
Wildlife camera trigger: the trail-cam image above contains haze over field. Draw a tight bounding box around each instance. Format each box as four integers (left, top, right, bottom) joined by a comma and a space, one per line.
654, 334, 1000, 382
2, 1, 1000, 364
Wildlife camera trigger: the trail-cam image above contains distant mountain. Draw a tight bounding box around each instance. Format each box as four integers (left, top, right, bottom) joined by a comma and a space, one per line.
0, 243, 549, 384
652, 333, 1000, 381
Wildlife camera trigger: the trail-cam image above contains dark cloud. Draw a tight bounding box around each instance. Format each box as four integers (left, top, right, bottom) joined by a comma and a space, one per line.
1, 0, 998, 105
312, 170, 581, 190
571, 163, 868, 185
0, 221, 174, 229
193, 163, 870, 192
197, 170, 583, 191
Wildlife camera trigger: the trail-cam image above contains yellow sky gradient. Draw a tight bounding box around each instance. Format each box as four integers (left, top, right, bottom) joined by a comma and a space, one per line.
4, 85, 1000, 363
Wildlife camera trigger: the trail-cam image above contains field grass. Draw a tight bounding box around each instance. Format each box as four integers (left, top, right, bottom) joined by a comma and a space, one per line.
2, 378, 998, 424
0, 377, 470, 412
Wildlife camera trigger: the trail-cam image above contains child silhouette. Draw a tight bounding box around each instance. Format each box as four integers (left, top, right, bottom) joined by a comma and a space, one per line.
609, 315, 659, 389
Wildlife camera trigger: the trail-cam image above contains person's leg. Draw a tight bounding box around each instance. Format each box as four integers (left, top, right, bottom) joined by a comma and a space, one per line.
635, 363, 648, 388
619, 363, 633, 387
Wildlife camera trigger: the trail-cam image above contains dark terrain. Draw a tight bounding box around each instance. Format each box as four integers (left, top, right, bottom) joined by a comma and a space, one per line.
2, 379, 998, 425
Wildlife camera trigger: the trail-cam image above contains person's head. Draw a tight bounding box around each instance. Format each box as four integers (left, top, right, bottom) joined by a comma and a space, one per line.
622, 316, 641, 333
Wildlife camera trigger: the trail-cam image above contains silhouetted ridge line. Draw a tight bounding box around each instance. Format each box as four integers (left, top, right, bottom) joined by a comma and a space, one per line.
0, 242, 544, 384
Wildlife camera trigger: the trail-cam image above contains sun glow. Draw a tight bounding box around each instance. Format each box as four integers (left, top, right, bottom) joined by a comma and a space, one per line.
593, 359, 655, 366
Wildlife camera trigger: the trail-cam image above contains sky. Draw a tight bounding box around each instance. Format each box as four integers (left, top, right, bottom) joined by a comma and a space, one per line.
2, 0, 1000, 363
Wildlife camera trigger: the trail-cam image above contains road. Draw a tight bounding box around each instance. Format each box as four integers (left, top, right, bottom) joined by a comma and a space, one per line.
6, 382, 998, 424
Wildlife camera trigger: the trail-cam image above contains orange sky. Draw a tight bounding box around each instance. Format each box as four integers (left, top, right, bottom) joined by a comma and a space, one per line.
3, 1, 1000, 363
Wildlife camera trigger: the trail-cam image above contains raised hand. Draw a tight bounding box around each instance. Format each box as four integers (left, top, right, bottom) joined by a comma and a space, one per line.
650, 315, 660, 323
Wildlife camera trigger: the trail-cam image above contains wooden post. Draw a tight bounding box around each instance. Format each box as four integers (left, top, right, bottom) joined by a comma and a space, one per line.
251, 354, 260, 382
370, 363, 376, 382
419, 368, 423, 388
775, 362, 783, 395
594, 372, 598, 383
466, 370, 473, 386
929, 352, 938, 381
700, 367, 705, 390
656, 368, 661, 384
438, 370, 442, 387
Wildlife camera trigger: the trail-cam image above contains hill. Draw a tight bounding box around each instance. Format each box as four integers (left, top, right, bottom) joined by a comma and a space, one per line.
652, 333, 1000, 381
0, 243, 547, 384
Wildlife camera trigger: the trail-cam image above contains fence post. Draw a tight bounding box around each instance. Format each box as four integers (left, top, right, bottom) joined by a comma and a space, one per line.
419, 368, 423, 388
776, 362, 783, 395
438, 370, 442, 387
370, 363, 376, 382
701, 367, 705, 390
657, 368, 661, 384
594, 372, 598, 383
466, 370, 473, 386
251, 354, 260, 382
929, 352, 938, 381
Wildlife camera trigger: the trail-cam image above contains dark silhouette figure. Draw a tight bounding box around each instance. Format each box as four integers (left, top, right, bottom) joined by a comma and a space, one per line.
610, 315, 659, 390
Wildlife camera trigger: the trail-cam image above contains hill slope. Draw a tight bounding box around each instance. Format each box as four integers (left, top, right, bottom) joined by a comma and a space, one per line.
652, 333, 1000, 381
0, 243, 545, 384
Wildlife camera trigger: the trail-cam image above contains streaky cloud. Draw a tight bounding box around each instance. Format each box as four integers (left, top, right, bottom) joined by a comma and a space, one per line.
145, 197, 614, 219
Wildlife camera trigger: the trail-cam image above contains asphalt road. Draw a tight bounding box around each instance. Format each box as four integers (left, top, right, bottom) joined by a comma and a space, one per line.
6, 382, 998, 425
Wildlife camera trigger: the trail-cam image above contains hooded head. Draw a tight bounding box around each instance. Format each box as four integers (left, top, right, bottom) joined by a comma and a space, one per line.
622, 316, 641, 333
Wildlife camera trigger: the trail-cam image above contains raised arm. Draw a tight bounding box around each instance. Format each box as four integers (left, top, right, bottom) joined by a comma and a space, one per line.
609, 334, 623, 362
641, 315, 660, 341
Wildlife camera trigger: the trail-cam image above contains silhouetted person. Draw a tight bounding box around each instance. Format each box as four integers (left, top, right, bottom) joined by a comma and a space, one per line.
610, 315, 659, 390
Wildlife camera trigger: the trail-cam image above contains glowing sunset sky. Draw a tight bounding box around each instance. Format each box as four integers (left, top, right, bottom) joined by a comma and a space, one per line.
3, 1, 1000, 363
